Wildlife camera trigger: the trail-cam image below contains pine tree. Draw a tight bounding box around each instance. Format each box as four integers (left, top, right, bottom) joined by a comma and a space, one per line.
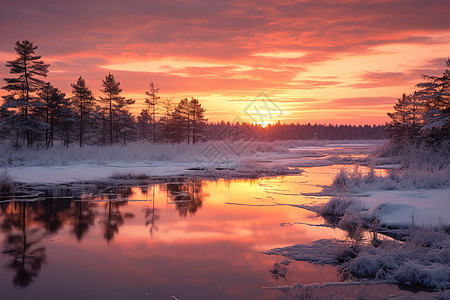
145, 82, 160, 143
137, 109, 151, 141
57, 94, 75, 148
386, 93, 424, 142
416, 59, 450, 142
48, 87, 67, 146
71, 77, 96, 147
114, 96, 135, 144
100, 73, 124, 144
1, 40, 49, 146
160, 98, 174, 143
172, 98, 191, 143
36, 83, 65, 147
189, 98, 207, 144
36, 82, 53, 146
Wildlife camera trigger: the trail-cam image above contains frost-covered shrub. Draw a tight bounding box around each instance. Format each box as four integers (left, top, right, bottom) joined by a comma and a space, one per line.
329, 163, 450, 192
0, 169, 14, 193
393, 262, 450, 288
335, 243, 360, 263
377, 140, 450, 168
338, 213, 367, 243
0, 141, 238, 167
318, 196, 357, 217
110, 172, 151, 180
330, 166, 385, 193
342, 228, 450, 288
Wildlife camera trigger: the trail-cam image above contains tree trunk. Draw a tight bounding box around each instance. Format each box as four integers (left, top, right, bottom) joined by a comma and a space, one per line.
153, 104, 156, 143
109, 97, 113, 144
80, 99, 83, 147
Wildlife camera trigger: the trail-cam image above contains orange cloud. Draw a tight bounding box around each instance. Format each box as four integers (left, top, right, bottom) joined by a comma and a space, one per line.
0, 0, 449, 125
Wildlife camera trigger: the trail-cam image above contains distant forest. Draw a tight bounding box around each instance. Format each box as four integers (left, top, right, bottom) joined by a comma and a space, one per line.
205, 122, 386, 141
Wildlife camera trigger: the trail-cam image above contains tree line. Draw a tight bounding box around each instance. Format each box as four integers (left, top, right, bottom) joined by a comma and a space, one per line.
386, 59, 449, 145
0, 40, 207, 148
1, 40, 389, 149
205, 122, 386, 140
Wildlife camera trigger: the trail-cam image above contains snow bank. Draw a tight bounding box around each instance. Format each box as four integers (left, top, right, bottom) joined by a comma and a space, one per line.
319, 189, 450, 229
264, 239, 343, 265
6, 163, 192, 184
361, 189, 450, 228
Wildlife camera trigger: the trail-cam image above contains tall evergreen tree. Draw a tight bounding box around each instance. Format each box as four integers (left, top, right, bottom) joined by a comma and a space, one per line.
48, 87, 67, 147
137, 109, 151, 141
160, 98, 174, 143
36, 82, 53, 146
145, 82, 160, 143
172, 98, 191, 143
386, 93, 424, 142
71, 77, 96, 147
189, 98, 207, 144
1, 40, 49, 146
114, 96, 135, 144
100, 73, 124, 144
416, 59, 450, 142
36, 83, 65, 147
56, 93, 75, 148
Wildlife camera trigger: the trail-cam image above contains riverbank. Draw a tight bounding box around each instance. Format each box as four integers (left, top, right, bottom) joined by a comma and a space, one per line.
265, 142, 450, 297
0, 140, 383, 184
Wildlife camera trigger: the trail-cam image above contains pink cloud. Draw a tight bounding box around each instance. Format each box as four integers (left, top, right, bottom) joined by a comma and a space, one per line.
1, 0, 449, 124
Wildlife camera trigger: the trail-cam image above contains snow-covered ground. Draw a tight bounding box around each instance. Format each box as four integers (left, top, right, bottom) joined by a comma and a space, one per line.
0, 140, 383, 184
361, 189, 450, 228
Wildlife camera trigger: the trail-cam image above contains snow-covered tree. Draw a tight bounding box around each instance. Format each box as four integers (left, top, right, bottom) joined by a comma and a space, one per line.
1, 40, 50, 146
416, 59, 450, 142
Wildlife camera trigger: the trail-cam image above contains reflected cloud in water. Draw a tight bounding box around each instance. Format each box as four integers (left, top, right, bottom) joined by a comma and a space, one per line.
0, 175, 341, 299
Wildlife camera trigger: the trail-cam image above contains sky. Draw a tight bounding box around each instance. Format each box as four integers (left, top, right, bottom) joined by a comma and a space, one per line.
0, 0, 449, 125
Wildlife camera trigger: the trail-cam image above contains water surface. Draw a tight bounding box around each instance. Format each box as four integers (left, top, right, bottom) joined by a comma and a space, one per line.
0, 164, 409, 300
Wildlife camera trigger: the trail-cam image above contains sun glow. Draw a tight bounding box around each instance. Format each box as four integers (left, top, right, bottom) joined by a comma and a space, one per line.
254, 121, 276, 128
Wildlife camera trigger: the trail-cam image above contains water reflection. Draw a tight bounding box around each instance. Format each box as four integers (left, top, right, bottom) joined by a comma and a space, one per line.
1, 202, 47, 287
143, 187, 159, 237
71, 201, 96, 241
0, 173, 343, 299
100, 200, 131, 243
165, 178, 205, 217
0, 178, 207, 288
